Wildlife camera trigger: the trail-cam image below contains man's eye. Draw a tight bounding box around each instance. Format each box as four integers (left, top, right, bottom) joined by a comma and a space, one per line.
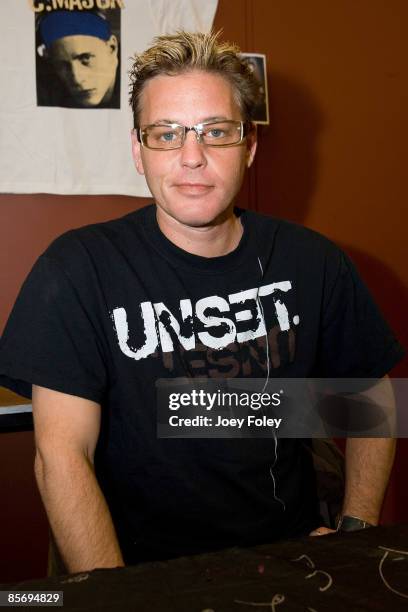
78, 54, 93, 65
207, 128, 225, 138
159, 131, 176, 142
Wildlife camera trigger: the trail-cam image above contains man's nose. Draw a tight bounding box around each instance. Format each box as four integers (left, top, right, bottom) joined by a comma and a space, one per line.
179, 129, 207, 168
69, 62, 88, 88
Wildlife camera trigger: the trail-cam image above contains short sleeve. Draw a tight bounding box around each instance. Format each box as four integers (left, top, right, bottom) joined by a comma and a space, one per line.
0, 255, 107, 402
316, 250, 405, 377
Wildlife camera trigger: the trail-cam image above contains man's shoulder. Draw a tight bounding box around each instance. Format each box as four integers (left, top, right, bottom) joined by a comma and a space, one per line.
43, 204, 154, 267
242, 208, 342, 260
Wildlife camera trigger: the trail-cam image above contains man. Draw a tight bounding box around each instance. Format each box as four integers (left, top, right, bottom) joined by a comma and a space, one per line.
36, 9, 119, 108
0, 31, 403, 573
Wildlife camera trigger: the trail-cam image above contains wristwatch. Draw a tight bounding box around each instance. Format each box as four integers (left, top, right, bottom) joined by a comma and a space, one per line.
337, 515, 375, 532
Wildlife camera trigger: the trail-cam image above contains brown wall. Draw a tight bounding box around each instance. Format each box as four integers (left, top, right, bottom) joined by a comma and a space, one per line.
0, 0, 406, 583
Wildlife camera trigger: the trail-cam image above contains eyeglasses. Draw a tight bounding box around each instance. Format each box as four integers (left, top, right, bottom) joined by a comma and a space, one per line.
136, 120, 248, 150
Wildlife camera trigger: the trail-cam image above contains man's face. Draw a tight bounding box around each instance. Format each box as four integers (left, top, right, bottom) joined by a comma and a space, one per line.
49, 35, 118, 107
132, 70, 257, 230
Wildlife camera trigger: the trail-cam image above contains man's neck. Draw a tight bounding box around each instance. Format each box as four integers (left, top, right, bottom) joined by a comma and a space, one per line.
156, 207, 243, 258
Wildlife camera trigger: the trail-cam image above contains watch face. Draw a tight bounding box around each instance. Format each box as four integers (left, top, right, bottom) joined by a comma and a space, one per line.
338, 515, 373, 532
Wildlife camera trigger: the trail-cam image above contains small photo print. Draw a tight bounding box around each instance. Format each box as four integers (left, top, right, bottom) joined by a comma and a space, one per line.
34, 1, 122, 109
241, 53, 269, 125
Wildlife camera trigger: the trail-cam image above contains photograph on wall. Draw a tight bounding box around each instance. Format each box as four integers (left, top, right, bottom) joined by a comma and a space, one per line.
241, 53, 269, 125
34, 1, 122, 109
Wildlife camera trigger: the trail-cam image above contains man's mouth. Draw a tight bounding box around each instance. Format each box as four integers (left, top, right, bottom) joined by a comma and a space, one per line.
74, 89, 97, 98
174, 183, 214, 195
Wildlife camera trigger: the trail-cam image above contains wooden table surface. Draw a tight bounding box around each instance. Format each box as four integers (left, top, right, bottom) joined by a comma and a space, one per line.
0, 386, 31, 407
0, 386, 32, 431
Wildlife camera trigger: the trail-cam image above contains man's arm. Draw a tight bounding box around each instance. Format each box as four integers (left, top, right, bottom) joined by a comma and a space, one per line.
342, 375, 396, 524
32, 385, 125, 573
341, 437, 396, 525
310, 376, 396, 535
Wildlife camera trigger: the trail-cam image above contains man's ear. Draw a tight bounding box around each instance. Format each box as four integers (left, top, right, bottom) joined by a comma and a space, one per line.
246, 122, 257, 168
37, 44, 48, 58
131, 130, 145, 175
108, 35, 118, 56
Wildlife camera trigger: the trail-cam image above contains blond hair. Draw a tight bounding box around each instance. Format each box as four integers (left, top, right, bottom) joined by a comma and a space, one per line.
129, 30, 261, 127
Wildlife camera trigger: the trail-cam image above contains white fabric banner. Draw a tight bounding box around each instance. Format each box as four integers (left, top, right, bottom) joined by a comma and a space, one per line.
0, 0, 218, 196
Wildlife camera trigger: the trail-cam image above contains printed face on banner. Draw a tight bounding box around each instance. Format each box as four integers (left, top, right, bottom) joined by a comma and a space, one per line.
48, 34, 118, 107
34, 3, 122, 109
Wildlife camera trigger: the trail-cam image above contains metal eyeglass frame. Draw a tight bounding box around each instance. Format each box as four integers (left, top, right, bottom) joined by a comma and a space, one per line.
136, 120, 249, 150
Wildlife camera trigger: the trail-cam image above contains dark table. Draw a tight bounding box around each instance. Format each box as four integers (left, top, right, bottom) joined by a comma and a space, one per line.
3, 525, 408, 611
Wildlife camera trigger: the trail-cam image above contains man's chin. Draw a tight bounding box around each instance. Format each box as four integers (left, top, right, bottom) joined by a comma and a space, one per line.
73, 92, 103, 107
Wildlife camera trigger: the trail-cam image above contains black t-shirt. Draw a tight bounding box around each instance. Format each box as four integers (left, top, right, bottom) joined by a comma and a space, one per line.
0, 205, 403, 563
